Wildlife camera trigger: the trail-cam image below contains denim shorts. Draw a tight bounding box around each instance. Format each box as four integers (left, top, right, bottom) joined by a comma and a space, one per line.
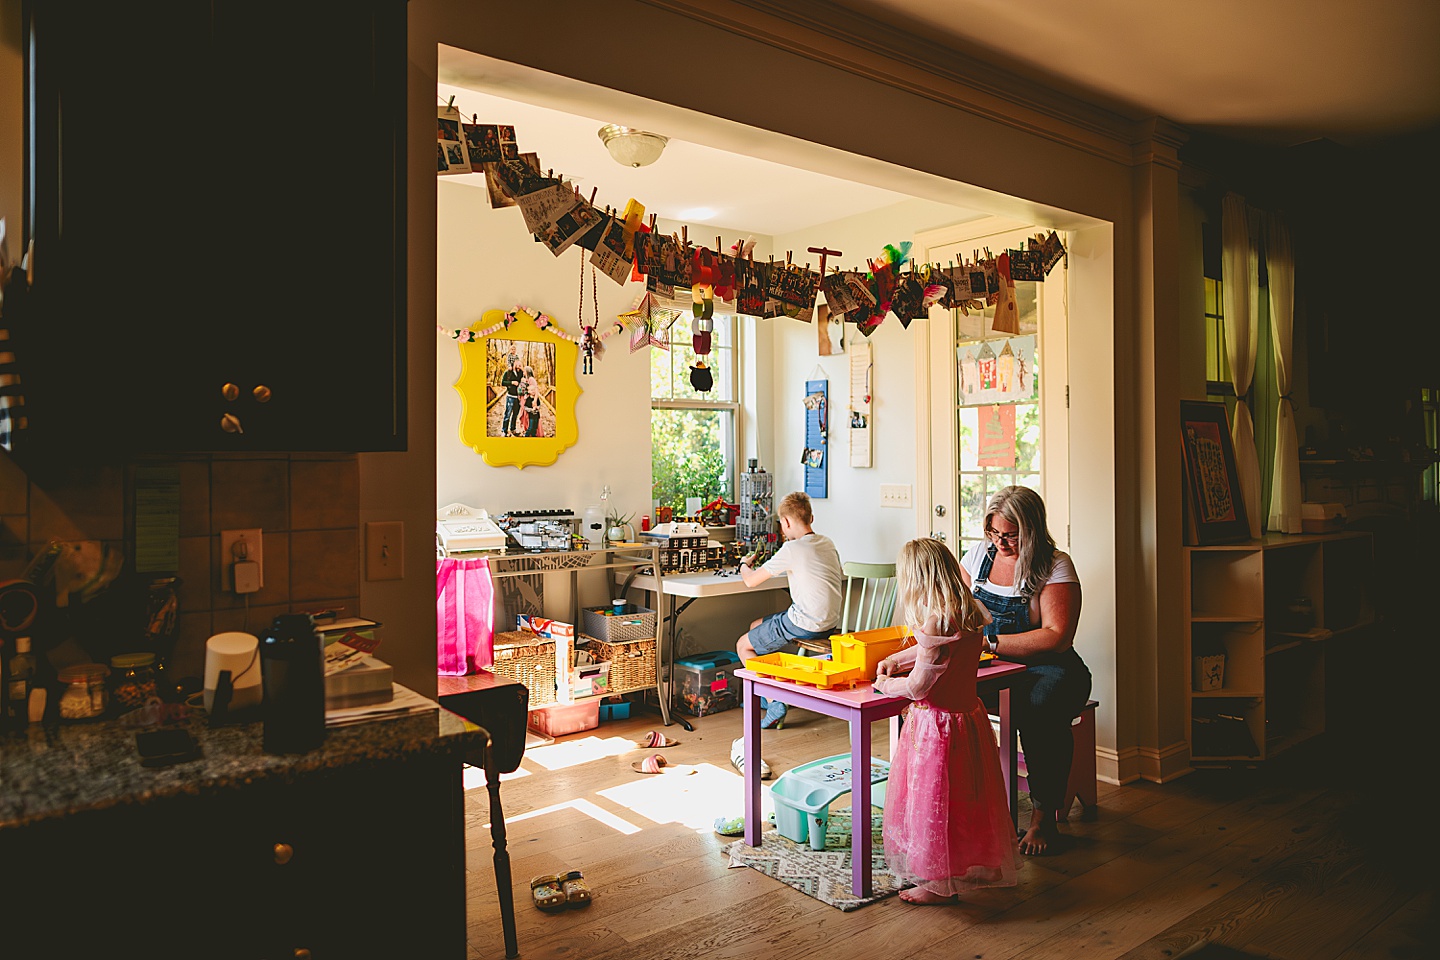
750, 611, 833, 656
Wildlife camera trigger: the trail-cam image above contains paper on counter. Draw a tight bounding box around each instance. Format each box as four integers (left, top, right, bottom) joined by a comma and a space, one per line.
324, 683, 438, 727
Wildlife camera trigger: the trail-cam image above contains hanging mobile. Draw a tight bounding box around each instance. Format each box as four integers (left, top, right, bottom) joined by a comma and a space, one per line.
578, 257, 603, 375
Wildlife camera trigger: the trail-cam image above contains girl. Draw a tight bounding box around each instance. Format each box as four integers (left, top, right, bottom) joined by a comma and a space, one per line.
521, 380, 542, 437
874, 537, 1018, 904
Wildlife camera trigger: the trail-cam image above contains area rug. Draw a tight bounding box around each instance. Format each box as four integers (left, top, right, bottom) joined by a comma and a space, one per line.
724, 809, 907, 911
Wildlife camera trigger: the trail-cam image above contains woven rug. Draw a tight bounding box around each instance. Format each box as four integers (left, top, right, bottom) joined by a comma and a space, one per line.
724, 809, 907, 911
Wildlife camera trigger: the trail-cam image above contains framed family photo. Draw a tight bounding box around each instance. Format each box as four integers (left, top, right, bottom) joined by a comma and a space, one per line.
453, 308, 580, 468
1180, 400, 1250, 545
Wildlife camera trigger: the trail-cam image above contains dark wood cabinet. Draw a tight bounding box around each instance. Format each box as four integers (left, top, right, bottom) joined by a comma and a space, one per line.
19, 0, 406, 457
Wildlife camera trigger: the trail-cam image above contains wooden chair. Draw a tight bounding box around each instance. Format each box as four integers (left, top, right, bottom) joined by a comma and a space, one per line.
839, 561, 899, 634
438, 674, 530, 959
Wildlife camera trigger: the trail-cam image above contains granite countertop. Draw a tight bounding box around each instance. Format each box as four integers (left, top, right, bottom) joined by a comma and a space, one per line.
0, 700, 485, 830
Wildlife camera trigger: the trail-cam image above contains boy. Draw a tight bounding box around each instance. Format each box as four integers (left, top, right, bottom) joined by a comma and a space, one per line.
730, 491, 842, 779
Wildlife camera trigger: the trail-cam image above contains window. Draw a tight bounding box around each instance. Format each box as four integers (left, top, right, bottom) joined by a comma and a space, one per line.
650, 310, 738, 515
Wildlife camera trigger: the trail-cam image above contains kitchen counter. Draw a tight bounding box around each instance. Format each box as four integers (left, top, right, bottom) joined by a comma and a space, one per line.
0, 701, 482, 830
0, 700, 484, 959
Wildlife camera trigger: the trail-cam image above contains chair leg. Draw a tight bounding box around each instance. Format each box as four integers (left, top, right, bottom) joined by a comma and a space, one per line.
486, 756, 519, 959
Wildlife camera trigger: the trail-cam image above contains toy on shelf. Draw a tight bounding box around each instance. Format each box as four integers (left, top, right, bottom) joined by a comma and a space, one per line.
737, 458, 776, 561
496, 508, 582, 552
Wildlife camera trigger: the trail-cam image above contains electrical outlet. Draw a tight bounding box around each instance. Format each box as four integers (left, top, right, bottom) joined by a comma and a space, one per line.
366, 521, 404, 581
879, 484, 912, 508
220, 529, 264, 593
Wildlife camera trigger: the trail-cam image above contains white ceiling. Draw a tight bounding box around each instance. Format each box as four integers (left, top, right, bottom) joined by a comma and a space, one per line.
438, 1, 1440, 236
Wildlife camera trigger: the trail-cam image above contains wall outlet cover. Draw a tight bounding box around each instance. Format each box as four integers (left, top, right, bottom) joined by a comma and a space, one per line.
220, 529, 264, 593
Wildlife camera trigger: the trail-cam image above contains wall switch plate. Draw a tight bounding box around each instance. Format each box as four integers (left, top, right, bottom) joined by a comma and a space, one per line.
220, 529, 263, 593
366, 521, 404, 581
880, 484, 912, 508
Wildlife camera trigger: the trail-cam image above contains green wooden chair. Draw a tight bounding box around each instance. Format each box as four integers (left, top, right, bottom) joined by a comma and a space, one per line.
839, 561, 899, 634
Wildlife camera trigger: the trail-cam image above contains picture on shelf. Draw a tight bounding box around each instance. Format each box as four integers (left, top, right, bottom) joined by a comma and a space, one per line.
1180, 399, 1250, 545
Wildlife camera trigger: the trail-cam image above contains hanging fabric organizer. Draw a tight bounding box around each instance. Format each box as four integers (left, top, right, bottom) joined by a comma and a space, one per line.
804, 378, 828, 499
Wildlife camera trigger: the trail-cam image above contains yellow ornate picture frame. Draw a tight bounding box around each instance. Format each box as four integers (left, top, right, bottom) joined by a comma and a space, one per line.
454, 307, 581, 468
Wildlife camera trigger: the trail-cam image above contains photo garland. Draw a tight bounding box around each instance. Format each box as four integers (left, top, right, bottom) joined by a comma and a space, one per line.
437, 107, 1068, 339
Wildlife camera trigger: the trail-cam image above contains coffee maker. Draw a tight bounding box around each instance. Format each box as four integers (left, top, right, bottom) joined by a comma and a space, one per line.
260, 613, 326, 753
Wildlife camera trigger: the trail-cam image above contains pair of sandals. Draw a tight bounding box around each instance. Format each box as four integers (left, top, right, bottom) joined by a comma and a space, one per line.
530, 870, 592, 911
630, 731, 696, 775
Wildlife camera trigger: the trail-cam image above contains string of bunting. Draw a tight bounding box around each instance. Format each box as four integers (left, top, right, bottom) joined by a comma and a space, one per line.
438, 105, 1069, 338
436, 305, 625, 345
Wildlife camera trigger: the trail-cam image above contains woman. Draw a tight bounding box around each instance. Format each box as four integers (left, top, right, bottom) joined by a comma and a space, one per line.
960, 485, 1090, 856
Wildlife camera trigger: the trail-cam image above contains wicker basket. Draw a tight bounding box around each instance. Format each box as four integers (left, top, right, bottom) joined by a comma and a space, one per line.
582, 605, 658, 643
490, 630, 557, 706
585, 635, 658, 693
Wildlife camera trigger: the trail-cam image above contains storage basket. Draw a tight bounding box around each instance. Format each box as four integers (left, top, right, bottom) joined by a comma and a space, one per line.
490, 630, 557, 706
582, 605, 658, 643
586, 635, 657, 693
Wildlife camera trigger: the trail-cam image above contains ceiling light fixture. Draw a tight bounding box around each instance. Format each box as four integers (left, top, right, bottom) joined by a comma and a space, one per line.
598, 124, 669, 167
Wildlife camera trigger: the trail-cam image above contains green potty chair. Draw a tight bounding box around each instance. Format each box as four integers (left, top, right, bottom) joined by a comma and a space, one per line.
769, 755, 890, 851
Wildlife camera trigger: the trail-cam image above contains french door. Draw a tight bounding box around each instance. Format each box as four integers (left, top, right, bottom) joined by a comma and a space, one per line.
914, 217, 1071, 554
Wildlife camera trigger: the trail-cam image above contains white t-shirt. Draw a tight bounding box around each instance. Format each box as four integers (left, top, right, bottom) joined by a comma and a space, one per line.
761, 532, 843, 633
959, 541, 1079, 630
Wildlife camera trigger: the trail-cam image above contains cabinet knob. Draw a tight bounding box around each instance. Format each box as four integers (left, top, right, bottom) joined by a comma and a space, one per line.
253, 384, 272, 403
220, 413, 244, 434
293, 950, 312, 959
221, 382, 240, 402
273, 842, 294, 865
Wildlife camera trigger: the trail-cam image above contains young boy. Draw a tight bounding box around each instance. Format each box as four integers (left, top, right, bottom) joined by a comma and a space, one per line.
730, 491, 843, 779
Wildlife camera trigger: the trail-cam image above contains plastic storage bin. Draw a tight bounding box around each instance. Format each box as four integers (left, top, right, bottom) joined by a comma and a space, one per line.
674, 650, 742, 717
770, 755, 890, 851
829, 625, 912, 680
528, 698, 600, 737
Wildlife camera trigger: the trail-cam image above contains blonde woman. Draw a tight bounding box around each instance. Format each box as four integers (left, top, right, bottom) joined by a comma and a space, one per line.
874, 538, 1018, 903
959, 485, 1089, 856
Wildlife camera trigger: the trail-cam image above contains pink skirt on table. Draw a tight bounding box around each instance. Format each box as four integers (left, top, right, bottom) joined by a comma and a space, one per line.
436, 555, 494, 675
882, 697, 1019, 895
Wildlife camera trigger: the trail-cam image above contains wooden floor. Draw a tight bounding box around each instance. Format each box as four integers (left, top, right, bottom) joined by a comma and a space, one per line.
458, 699, 1432, 960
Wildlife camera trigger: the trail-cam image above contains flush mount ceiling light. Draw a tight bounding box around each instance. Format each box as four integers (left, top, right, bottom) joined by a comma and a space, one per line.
598, 124, 669, 167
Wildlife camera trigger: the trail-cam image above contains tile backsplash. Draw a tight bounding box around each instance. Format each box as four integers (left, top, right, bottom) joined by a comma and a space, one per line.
0, 451, 359, 684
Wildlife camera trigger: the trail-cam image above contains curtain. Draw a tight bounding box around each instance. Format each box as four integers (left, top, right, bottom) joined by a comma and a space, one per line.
1221, 193, 1263, 539
1265, 214, 1302, 533
437, 555, 495, 675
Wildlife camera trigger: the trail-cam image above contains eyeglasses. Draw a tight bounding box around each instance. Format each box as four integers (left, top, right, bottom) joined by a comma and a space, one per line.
988, 529, 1021, 545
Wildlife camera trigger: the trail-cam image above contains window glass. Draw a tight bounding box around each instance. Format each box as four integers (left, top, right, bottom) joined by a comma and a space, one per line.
651, 309, 737, 515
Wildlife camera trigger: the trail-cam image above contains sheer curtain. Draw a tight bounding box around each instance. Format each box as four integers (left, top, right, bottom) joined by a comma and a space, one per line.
1266, 214, 1301, 533
1221, 193, 1263, 538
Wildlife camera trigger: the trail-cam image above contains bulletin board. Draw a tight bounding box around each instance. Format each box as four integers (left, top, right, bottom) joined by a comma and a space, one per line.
804, 379, 828, 499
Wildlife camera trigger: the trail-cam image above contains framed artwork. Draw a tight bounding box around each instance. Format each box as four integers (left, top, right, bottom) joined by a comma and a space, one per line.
1180, 400, 1250, 545
454, 308, 580, 468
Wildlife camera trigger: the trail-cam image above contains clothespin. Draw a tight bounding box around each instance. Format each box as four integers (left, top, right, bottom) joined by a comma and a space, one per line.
446, 95, 455, 109
681, 225, 688, 245
590, 187, 598, 204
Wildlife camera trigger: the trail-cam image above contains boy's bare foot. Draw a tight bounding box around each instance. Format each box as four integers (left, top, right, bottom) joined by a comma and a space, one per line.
1019, 807, 1061, 856
899, 886, 958, 905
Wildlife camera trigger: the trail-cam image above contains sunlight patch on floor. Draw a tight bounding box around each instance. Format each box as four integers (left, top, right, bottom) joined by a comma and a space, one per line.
522, 734, 636, 771
492, 796, 642, 835
462, 763, 534, 791
598, 762, 775, 832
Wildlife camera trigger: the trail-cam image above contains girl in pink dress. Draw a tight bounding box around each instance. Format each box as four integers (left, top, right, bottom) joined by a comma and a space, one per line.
873, 537, 1019, 904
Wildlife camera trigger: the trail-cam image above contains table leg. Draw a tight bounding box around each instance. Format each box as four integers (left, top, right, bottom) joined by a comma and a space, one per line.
1000, 684, 1017, 827
742, 677, 762, 847
851, 716, 873, 898
663, 594, 695, 732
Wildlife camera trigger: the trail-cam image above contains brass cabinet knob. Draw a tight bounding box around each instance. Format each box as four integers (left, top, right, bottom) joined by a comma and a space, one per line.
221, 382, 240, 402
294, 950, 312, 959
273, 842, 294, 865
253, 384, 272, 403
220, 413, 244, 434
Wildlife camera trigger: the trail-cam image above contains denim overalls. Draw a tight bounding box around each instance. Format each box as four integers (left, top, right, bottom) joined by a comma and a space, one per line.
973, 544, 1092, 815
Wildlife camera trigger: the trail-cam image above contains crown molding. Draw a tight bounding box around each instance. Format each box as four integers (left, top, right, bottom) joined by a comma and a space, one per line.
639, 0, 1171, 166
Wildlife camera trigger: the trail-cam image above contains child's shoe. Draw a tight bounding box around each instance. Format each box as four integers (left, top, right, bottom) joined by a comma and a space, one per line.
730, 736, 771, 779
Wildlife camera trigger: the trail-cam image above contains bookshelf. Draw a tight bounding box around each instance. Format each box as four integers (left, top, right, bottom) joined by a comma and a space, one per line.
1183, 531, 1373, 766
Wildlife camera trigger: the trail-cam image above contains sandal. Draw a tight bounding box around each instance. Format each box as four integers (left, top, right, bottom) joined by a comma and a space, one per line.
630, 754, 696, 775
529, 874, 567, 912
637, 730, 680, 749
560, 869, 592, 908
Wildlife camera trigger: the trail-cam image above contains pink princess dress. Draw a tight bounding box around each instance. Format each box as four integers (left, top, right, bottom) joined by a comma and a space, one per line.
873, 628, 1018, 895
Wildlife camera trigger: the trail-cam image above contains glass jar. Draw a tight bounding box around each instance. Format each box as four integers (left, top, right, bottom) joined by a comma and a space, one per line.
57, 663, 110, 720
109, 652, 160, 714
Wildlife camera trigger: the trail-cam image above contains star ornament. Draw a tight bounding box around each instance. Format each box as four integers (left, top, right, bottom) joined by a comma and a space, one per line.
619, 292, 682, 353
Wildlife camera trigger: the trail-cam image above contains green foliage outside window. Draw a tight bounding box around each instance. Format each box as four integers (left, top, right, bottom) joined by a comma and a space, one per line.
651, 407, 729, 513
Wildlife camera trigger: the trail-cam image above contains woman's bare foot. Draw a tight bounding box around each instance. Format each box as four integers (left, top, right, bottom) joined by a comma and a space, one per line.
899, 886, 958, 905
1019, 806, 1061, 856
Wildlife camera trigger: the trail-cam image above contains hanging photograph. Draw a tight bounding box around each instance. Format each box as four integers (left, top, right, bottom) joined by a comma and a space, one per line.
437, 105, 470, 177
1180, 400, 1250, 545
590, 217, 636, 285
462, 122, 502, 166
